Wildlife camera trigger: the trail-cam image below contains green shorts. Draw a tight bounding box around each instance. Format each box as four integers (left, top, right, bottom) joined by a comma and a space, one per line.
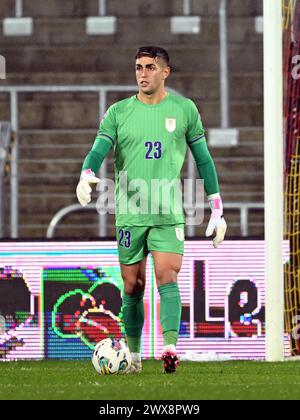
116, 224, 185, 265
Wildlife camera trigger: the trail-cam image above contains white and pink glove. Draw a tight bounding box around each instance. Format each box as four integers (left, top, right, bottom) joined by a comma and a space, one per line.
205, 193, 227, 248
76, 169, 100, 207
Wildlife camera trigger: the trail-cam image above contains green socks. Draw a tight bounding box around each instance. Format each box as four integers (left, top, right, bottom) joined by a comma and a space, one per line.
122, 291, 144, 353
122, 283, 182, 351
158, 282, 182, 347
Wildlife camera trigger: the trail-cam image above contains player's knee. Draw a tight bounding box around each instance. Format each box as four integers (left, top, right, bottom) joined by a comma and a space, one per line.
155, 269, 178, 285
123, 277, 145, 295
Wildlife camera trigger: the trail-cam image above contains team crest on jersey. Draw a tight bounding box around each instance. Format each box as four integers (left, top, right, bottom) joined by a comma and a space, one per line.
165, 118, 176, 133
175, 227, 184, 242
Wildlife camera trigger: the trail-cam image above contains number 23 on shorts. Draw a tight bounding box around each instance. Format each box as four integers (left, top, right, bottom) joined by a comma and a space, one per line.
118, 228, 132, 248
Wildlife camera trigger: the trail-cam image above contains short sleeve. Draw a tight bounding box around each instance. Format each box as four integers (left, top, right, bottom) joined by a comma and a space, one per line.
95, 105, 117, 147
185, 100, 206, 146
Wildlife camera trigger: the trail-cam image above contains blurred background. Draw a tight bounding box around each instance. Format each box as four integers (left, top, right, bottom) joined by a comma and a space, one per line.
0, 0, 264, 239
1, 0, 300, 368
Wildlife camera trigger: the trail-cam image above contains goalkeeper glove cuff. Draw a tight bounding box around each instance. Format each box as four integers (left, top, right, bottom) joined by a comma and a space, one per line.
206, 193, 227, 248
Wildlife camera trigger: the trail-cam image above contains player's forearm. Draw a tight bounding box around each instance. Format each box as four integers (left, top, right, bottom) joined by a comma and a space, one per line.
189, 140, 219, 195
81, 140, 112, 174
82, 150, 106, 173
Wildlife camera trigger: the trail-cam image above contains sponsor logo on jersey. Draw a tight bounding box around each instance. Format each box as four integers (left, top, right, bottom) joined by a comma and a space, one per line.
165, 118, 176, 133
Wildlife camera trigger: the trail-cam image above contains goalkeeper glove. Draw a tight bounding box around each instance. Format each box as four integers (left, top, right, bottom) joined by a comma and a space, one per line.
205, 193, 227, 248
76, 169, 100, 207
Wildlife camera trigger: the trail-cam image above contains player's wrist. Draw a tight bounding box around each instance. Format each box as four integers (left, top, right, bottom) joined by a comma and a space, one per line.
80, 169, 96, 181
207, 193, 223, 214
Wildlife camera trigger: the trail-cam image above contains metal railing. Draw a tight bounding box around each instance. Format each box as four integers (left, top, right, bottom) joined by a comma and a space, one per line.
0, 84, 263, 240
0, 122, 11, 237
0, 84, 181, 238
46, 202, 264, 239
219, 0, 230, 128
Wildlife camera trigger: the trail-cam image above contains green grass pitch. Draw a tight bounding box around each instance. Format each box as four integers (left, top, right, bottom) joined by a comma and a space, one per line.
1, 360, 300, 400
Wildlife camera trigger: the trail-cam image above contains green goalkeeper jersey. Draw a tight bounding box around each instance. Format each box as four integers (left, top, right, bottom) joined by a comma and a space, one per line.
88, 92, 207, 226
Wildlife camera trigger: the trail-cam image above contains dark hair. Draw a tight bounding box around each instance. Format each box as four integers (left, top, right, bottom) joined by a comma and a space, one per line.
135, 46, 170, 67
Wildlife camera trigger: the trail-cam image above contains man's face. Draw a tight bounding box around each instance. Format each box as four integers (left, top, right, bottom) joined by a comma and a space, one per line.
135, 56, 170, 95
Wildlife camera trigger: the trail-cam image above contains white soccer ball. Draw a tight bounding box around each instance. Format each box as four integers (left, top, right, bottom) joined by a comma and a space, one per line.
92, 338, 132, 375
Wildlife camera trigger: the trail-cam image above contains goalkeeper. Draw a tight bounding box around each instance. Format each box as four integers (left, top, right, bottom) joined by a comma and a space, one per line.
76, 46, 227, 374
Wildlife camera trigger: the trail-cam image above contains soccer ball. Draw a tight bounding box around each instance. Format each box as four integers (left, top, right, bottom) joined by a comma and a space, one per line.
92, 338, 132, 375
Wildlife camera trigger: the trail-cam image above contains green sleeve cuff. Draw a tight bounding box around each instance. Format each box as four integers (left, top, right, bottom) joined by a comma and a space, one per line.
82, 138, 112, 173
188, 140, 220, 196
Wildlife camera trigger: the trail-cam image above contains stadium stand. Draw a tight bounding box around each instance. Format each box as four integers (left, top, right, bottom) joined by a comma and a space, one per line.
0, 0, 264, 238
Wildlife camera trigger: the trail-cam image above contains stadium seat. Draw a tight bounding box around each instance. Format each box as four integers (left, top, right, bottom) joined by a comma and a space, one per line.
0, 0, 264, 238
